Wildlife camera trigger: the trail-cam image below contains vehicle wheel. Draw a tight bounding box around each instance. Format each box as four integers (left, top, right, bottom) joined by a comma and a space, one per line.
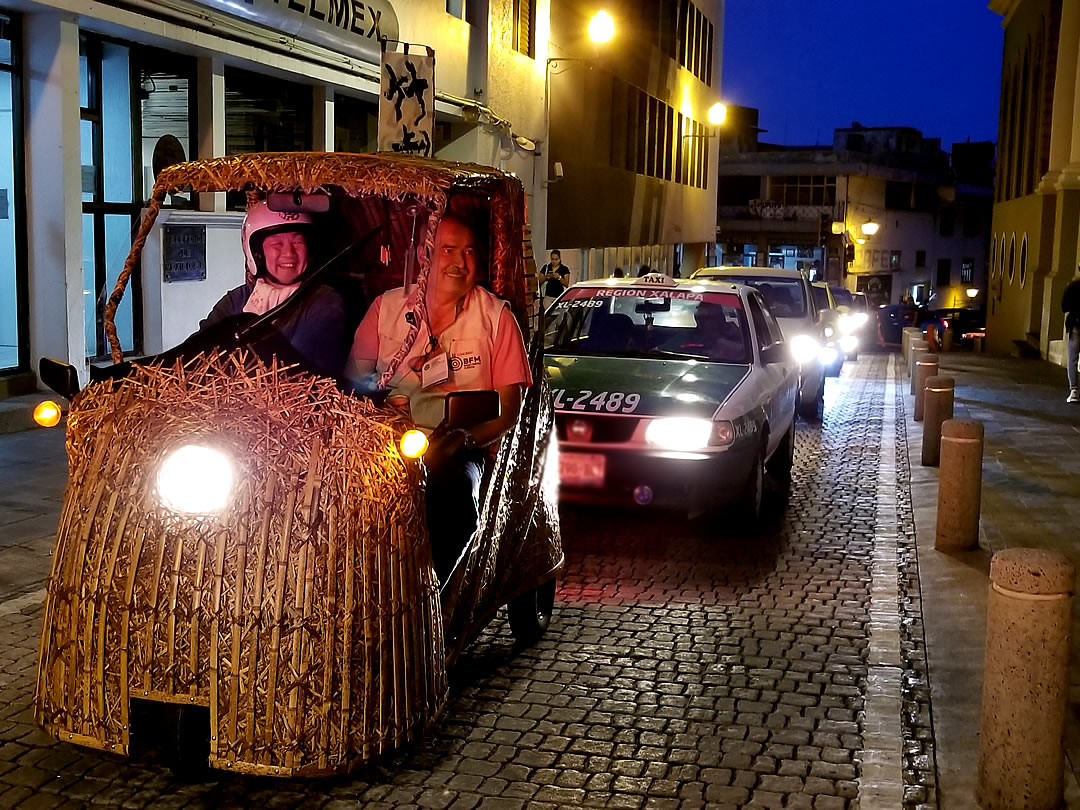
508, 579, 556, 643
798, 386, 822, 422
766, 417, 795, 482
164, 705, 211, 781
737, 441, 766, 527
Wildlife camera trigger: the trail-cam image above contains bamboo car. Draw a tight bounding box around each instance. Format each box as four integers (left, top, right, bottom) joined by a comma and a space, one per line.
33, 153, 563, 777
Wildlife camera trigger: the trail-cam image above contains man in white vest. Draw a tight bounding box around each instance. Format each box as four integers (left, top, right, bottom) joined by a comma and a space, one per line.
345, 214, 533, 581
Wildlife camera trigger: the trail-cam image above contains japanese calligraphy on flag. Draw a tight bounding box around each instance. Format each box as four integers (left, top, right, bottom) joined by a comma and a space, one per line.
379, 43, 435, 157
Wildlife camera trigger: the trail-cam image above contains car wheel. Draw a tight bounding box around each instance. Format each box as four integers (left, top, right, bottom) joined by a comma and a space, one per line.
798, 386, 822, 422
164, 705, 211, 781
766, 417, 795, 482
738, 441, 766, 526
508, 579, 556, 643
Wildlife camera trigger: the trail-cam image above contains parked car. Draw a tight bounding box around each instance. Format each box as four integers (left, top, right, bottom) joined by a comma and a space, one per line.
544, 273, 799, 523
692, 266, 827, 420
932, 307, 987, 347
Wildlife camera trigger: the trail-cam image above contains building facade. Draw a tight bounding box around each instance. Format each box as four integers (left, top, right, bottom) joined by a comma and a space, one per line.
987, 0, 1079, 362
4, 0, 695, 391
543, 0, 723, 281
714, 114, 993, 310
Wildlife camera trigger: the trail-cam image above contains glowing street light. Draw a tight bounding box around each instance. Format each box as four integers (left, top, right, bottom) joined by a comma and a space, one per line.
707, 102, 727, 126
966, 288, 979, 298
861, 219, 880, 236
587, 10, 615, 43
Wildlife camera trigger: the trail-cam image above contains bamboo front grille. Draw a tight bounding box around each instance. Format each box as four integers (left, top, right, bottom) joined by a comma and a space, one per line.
34, 352, 446, 776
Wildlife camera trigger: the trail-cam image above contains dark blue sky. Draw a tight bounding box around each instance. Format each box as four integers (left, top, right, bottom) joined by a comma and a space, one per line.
721, 0, 1004, 151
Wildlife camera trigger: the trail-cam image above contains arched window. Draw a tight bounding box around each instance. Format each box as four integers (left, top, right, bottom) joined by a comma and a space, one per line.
990, 234, 997, 277
999, 234, 1007, 279
1008, 234, 1016, 284
1019, 235, 1028, 288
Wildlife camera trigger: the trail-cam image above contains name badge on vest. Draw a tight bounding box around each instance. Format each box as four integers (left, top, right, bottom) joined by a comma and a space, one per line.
421, 351, 450, 389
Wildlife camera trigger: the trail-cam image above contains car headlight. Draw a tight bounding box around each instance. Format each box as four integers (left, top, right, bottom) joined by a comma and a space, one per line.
790, 334, 821, 365
157, 444, 235, 515
645, 417, 713, 451
823, 325, 835, 338
819, 346, 840, 366
839, 335, 858, 353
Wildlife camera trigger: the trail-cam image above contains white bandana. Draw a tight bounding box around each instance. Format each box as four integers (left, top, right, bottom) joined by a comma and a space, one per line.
243, 279, 300, 316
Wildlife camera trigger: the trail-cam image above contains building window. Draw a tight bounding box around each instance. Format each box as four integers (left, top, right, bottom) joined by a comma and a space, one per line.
999, 234, 1006, 278
936, 258, 951, 287
1018, 236, 1027, 288
1008, 234, 1015, 284
0, 12, 25, 373
939, 207, 955, 237
960, 258, 974, 284
915, 249, 926, 268
890, 250, 902, 270
676, 0, 713, 85
989, 237, 995, 278
80, 35, 141, 360
137, 49, 196, 207
765, 175, 836, 206
513, 0, 534, 57
446, 0, 463, 17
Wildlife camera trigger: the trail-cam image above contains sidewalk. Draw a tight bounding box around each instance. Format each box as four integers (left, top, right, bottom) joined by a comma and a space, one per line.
899, 351, 1080, 808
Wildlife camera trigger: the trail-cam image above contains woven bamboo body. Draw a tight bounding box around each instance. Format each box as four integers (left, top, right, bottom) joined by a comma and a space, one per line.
35, 353, 446, 776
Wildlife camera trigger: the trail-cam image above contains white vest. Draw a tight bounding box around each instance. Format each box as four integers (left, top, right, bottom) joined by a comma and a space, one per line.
376, 285, 510, 429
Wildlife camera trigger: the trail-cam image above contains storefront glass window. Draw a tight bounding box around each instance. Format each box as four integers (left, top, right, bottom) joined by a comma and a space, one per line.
0, 13, 24, 373
101, 43, 132, 204
137, 50, 195, 206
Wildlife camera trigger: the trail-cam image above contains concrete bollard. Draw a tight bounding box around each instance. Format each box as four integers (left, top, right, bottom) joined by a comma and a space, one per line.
913, 356, 939, 421
977, 548, 1075, 809
902, 327, 922, 366
935, 419, 983, 550
973, 335, 984, 353
942, 327, 954, 352
908, 341, 930, 387
921, 376, 954, 466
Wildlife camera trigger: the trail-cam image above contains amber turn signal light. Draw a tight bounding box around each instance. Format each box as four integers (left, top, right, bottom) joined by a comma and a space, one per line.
399, 429, 429, 458
34, 400, 63, 428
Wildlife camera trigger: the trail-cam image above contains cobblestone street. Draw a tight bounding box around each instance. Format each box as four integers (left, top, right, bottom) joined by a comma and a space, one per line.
0, 355, 928, 809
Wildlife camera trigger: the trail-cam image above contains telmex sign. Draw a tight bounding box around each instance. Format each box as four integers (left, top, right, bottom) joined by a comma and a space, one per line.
185, 0, 400, 62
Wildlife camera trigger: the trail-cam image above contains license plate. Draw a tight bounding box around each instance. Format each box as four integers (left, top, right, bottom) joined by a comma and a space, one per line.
559, 452, 606, 487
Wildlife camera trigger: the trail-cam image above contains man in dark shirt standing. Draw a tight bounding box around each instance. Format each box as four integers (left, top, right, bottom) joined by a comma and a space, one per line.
1063, 270, 1080, 403
540, 249, 569, 311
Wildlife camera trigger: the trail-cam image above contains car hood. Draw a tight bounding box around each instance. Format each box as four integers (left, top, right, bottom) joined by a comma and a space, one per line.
545, 355, 751, 419
775, 316, 815, 341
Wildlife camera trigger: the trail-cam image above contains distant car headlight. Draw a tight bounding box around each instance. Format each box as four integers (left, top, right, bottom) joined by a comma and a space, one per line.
645, 417, 713, 451
157, 444, 235, 515
838, 313, 865, 334
790, 334, 821, 365
823, 325, 835, 338
839, 335, 858, 353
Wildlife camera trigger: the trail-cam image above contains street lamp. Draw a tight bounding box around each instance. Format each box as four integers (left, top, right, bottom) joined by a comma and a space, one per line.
587, 10, 615, 43
966, 287, 979, 298
706, 102, 726, 126
861, 219, 880, 236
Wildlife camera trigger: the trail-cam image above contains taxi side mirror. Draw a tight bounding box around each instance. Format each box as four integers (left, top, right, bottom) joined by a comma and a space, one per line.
39, 357, 81, 400
444, 390, 501, 429
760, 342, 787, 365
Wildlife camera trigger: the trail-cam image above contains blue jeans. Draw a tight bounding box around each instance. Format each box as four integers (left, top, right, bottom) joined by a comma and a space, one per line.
426, 449, 486, 583
1069, 326, 1080, 389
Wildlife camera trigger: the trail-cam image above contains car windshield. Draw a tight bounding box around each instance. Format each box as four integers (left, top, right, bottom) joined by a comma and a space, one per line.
545, 288, 752, 363
850, 294, 868, 312
704, 275, 808, 319
811, 285, 831, 311
831, 287, 854, 307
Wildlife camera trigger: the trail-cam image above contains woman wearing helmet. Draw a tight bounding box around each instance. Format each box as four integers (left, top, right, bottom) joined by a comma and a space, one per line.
199, 202, 348, 377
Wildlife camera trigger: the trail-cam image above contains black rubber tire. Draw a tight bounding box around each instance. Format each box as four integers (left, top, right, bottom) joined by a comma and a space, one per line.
766, 416, 795, 482
164, 705, 211, 781
508, 579, 556, 643
797, 384, 822, 422
738, 442, 766, 527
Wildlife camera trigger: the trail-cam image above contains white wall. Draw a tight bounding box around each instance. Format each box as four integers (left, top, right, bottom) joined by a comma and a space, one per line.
141, 211, 246, 355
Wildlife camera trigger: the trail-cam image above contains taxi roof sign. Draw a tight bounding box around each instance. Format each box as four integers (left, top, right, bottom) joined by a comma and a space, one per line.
633, 273, 679, 288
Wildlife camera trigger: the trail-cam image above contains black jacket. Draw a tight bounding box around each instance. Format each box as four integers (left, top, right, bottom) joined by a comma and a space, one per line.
200, 282, 349, 378
1063, 279, 1080, 331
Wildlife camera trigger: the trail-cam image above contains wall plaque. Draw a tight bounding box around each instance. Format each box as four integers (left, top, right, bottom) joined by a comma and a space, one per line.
163, 224, 207, 283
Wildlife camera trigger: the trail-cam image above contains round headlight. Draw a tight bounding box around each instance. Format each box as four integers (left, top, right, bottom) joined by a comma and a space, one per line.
157, 444, 235, 515
645, 417, 713, 451
789, 334, 821, 365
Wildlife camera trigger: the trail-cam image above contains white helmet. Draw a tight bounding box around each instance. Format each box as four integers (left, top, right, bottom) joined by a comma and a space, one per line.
242, 201, 315, 282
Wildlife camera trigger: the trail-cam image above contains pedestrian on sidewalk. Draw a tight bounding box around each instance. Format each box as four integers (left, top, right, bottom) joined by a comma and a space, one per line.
1063, 270, 1080, 403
